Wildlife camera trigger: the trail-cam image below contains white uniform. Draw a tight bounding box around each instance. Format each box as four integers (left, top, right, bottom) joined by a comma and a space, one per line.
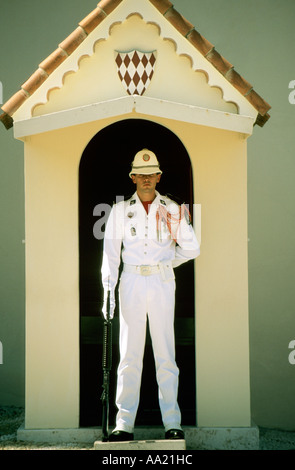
101, 190, 200, 433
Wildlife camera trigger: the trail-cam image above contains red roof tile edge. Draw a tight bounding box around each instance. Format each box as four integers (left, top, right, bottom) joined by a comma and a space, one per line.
0, 0, 271, 130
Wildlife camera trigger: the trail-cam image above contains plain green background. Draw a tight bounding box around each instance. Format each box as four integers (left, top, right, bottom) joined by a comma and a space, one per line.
0, 0, 295, 429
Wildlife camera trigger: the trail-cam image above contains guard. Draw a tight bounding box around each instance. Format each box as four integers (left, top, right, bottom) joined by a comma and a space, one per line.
101, 149, 200, 441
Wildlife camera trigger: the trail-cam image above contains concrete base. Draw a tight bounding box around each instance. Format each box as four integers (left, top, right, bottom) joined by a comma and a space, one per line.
17, 424, 259, 450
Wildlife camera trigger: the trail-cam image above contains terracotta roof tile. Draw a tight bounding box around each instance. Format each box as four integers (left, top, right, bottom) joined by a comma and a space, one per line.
0, 113, 13, 129
164, 7, 194, 37
21, 68, 49, 96
0, 0, 271, 130
98, 0, 124, 15
225, 68, 252, 95
39, 48, 68, 75
59, 26, 88, 55
186, 29, 214, 57
78, 6, 107, 35
255, 112, 270, 127
245, 89, 271, 117
205, 48, 233, 76
1, 89, 28, 115
149, 0, 173, 15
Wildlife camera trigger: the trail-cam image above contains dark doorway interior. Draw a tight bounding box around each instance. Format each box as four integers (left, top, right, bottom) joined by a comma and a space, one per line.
79, 118, 196, 427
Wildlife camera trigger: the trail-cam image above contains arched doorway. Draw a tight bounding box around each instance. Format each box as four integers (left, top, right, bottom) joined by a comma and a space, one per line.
79, 118, 196, 427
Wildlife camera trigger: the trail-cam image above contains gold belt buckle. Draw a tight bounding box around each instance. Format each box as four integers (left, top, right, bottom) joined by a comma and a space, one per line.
140, 265, 151, 276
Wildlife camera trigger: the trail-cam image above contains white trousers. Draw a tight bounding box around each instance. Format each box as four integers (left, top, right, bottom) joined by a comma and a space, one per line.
114, 271, 181, 433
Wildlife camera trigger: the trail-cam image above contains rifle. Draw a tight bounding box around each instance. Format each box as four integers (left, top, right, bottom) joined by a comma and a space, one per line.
101, 289, 112, 442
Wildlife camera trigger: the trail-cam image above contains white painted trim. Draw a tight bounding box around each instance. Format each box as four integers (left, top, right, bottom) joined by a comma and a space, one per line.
14, 95, 255, 139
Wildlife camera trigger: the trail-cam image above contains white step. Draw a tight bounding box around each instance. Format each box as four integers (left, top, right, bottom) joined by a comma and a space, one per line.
94, 438, 186, 451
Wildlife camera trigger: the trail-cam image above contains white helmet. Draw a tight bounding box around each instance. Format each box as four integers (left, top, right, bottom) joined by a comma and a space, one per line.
129, 148, 163, 178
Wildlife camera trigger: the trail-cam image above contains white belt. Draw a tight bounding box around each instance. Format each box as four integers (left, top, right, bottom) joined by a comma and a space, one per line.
123, 264, 160, 276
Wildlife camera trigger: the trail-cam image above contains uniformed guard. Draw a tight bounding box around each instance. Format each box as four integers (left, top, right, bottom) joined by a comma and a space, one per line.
101, 148, 200, 442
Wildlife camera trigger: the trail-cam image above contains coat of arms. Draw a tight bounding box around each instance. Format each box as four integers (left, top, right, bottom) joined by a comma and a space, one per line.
115, 50, 157, 96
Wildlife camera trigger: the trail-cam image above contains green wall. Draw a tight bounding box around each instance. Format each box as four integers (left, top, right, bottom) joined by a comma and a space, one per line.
0, 0, 294, 429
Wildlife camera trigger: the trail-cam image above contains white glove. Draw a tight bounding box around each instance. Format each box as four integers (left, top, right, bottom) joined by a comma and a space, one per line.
102, 289, 115, 320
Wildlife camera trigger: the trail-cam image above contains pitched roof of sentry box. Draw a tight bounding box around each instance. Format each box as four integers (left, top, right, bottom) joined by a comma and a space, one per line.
0, 0, 271, 130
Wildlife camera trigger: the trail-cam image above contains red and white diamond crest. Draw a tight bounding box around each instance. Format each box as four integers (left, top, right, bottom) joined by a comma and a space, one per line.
115, 50, 157, 96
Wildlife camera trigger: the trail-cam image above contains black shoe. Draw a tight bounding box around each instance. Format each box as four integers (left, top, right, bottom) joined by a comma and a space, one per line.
165, 429, 185, 440
108, 430, 134, 442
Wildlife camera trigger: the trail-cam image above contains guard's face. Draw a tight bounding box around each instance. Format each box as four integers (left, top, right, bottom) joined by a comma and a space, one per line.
131, 173, 161, 193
